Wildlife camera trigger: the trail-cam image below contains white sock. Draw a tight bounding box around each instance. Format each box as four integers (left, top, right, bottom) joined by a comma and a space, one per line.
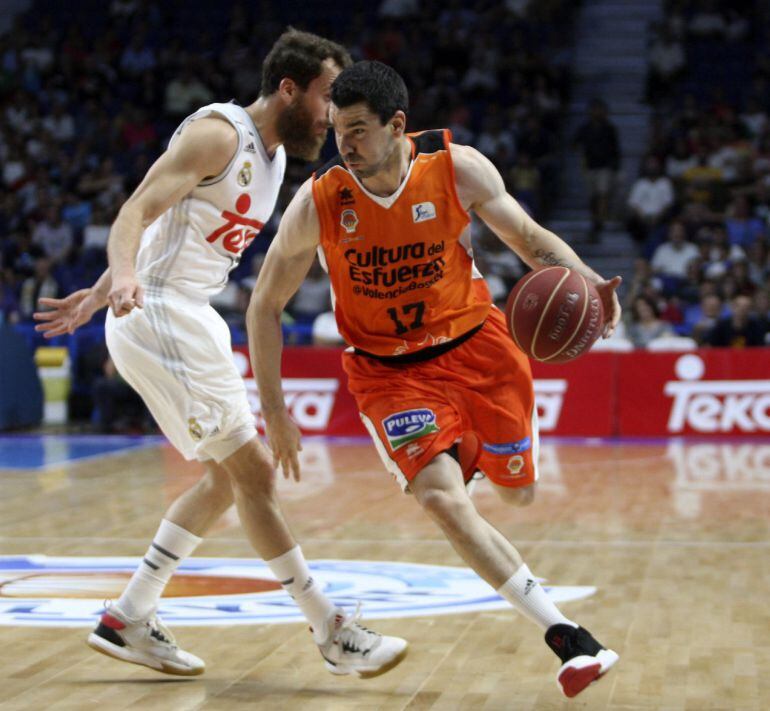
117, 519, 202, 620
266, 545, 335, 640
496, 563, 578, 631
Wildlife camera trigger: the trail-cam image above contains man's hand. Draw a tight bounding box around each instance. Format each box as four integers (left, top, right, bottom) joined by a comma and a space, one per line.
33, 289, 101, 338
264, 409, 303, 481
108, 275, 144, 317
594, 276, 623, 338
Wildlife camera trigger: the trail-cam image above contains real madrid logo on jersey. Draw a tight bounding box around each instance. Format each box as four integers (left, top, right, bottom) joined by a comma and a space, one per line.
237, 161, 252, 187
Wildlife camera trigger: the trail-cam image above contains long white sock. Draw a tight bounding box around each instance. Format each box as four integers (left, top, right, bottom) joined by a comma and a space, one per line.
497, 563, 578, 631
266, 545, 335, 641
117, 519, 202, 620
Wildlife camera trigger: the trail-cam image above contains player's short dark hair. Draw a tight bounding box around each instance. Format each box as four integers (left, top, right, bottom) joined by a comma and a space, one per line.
261, 28, 351, 96
331, 60, 409, 124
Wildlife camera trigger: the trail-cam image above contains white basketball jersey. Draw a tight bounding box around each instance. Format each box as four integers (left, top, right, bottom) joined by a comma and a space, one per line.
135, 102, 286, 300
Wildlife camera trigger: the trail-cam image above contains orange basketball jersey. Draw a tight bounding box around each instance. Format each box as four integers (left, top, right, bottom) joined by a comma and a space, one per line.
312, 129, 491, 357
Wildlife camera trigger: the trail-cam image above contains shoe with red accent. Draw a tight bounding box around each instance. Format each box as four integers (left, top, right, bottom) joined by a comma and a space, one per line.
545, 624, 618, 698
314, 604, 408, 679
86, 603, 204, 676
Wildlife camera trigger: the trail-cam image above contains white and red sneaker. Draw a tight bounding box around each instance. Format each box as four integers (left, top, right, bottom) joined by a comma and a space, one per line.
314, 604, 408, 679
545, 624, 619, 698
87, 604, 204, 676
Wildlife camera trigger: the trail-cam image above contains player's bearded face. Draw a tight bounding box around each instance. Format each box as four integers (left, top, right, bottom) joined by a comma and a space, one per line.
277, 93, 328, 161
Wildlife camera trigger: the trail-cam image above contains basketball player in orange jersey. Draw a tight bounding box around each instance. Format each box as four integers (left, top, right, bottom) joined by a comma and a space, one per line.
32, 34, 406, 679
248, 61, 622, 698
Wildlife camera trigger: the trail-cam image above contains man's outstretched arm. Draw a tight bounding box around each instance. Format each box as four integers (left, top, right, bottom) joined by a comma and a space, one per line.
247, 178, 322, 481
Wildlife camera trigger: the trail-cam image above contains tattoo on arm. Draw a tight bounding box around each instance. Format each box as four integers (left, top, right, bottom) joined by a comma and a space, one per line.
534, 249, 571, 268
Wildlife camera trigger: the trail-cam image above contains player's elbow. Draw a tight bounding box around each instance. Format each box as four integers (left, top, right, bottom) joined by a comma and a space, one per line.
116, 196, 158, 231
246, 292, 280, 329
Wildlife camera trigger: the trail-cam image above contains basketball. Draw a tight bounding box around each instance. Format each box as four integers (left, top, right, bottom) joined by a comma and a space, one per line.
505, 266, 604, 363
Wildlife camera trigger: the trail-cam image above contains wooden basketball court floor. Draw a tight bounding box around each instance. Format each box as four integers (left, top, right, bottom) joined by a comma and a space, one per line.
0, 434, 768, 710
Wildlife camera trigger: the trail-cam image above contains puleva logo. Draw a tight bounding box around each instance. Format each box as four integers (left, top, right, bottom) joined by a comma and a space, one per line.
412, 201, 436, 223
0, 557, 596, 627
382, 409, 439, 451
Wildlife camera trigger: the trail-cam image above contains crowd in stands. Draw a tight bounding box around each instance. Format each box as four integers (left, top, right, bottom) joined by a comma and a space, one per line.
621, 0, 770, 347
0, 0, 577, 335
0, 0, 579, 424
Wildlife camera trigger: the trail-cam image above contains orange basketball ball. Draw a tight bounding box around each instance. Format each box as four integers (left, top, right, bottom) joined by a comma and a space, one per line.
504, 267, 604, 363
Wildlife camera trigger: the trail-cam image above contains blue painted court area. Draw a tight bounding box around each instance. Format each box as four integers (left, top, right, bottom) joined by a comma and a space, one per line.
0, 435, 165, 470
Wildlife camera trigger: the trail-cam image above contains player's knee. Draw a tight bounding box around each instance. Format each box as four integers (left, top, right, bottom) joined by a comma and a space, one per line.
415, 486, 471, 526
223, 443, 277, 500
497, 484, 536, 507
199, 466, 234, 508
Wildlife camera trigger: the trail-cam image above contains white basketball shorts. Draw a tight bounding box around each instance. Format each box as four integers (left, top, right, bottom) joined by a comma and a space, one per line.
105, 295, 255, 462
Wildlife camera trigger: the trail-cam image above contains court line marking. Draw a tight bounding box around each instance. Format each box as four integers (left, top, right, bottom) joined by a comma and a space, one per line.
0, 536, 768, 548
403, 609, 476, 708
0, 437, 166, 472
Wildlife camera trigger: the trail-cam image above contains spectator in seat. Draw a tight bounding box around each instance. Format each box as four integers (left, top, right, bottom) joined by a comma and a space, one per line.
705, 293, 768, 347
650, 220, 699, 278
725, 195, 766, 249
164, 68, 214, 118
687, 293, 726, 345
18, 256, 58, 320
665, 137, 698, 181
754, 288, 770, 324
646, 26, 685, 103
508, 152, 540, 216
573, 98, 621, 239
741, 97, 768, 139
31, 205, 74, 264
288, 258, 331, 322
627, 155, 675, 245
93, 354, 151, 433
682, 146, 723, 206
627, 294, 675, 348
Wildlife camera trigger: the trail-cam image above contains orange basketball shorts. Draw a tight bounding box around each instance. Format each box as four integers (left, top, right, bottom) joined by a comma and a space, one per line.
343, 307, 539, 491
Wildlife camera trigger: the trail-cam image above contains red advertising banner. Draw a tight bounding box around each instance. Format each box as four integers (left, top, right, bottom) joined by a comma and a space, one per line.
233, 346, 366, 436
529, 354, 616, 436
617, 349, 770, 437
234, 346, 770, 438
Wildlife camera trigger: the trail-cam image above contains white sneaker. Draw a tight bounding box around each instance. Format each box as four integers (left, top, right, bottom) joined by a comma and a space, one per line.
315, 604, 408, 678
87, 604, 205, 676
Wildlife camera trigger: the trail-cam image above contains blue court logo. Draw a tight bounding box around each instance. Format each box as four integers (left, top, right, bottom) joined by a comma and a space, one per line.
0, 557, 596, 627
382, 409, 440, 451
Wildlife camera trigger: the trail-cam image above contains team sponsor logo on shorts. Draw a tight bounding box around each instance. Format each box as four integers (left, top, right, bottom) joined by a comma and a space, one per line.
483, 437, 531, 455
412, 201, 436, 223
0, 556, 596, 627
382, 408, 440, 451
340, 209, 359, 234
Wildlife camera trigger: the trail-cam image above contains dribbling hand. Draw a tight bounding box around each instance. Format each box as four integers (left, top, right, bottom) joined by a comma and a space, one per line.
594, 276, 622, 338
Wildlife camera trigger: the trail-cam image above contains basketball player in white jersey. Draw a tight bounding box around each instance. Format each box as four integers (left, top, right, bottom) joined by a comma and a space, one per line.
33, 30, 407, 679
